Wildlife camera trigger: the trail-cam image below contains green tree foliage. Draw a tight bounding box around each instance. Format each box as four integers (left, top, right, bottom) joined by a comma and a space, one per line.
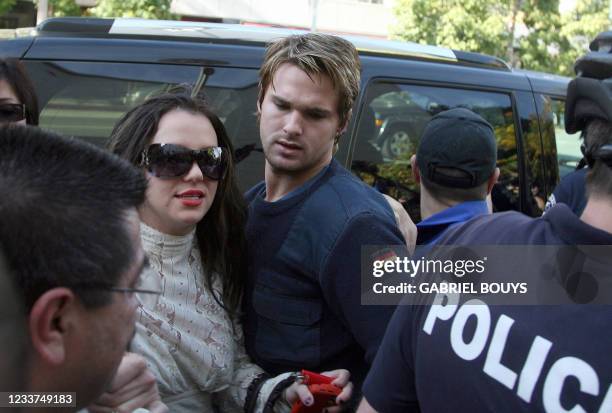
0, 0, 17, 16
393, 0, 509, 58
558, 0, 610, 75
43, 0, 175, 19
392, 0, 610, 76
90, 0, 175, 19
49, 0, 83, 17
516, 0, 567, 73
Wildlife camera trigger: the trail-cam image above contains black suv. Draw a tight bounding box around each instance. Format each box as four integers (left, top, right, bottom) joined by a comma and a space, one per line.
0, 17, 574, 221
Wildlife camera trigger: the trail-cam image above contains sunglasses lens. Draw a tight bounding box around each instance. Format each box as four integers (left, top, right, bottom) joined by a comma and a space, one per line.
0, 104, 25, 123
146, 144, 193, 178
198, 147, 226, 180
143, 144, 226, 180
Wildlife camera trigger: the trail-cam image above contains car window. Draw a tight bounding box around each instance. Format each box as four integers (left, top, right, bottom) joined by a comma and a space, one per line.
549, 98, 581, 177
352, 81, 518, 222
23, 61, 263, 192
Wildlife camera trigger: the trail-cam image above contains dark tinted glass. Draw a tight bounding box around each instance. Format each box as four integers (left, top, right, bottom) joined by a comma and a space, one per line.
352, 81, 517, 222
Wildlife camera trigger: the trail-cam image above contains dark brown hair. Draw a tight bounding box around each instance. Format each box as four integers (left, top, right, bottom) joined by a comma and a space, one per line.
107, 87, 247, 312
584, 118, 612, 198
0, 59, 39, 125
258, 33, 361, 137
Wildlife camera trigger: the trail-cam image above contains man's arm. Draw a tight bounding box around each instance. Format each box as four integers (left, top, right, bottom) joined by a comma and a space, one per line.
320, 212, 405, 365
357, 397, 379, 413
360, 303, 421, 413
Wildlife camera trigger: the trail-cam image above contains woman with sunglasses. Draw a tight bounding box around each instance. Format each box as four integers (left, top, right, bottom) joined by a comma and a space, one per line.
104, 88, 351, 412
0, 58, 38, 126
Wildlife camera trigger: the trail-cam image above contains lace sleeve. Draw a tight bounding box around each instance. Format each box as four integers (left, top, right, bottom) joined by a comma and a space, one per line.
214, 315, 293, 413
213, 314, 264, 411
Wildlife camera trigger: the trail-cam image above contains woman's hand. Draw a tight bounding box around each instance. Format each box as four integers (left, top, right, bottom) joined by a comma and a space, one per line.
88, 352, 168, 413
284, 369, 353, 412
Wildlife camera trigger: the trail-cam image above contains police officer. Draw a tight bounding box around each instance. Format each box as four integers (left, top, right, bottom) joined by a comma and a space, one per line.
359, 33, 612, 413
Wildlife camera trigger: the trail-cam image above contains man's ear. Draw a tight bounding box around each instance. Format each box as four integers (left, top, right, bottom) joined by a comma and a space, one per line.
28, 288, 77, 366
486, 167, 500, 195
411, 154, 421, 183
338, 109, 352, 135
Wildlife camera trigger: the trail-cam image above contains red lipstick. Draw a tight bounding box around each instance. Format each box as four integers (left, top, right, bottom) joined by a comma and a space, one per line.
176, 189, 204, 207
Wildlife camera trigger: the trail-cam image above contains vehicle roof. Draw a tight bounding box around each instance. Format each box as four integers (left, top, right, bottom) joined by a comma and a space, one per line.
1, 17, 570, 93
514, 68, 569, 96
33, 17, 511, 71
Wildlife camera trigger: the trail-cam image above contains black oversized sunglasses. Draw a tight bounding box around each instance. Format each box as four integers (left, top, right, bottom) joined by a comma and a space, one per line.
0, 103, 25, 123
139, 143, 227, 180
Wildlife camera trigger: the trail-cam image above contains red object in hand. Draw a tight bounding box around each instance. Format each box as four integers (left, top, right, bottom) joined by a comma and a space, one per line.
300, 370, 333, 385
291, 370, 341, 413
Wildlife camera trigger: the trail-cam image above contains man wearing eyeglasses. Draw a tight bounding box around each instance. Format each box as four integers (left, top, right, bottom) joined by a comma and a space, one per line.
0, 125, 165, 412
0, 251, 27, 396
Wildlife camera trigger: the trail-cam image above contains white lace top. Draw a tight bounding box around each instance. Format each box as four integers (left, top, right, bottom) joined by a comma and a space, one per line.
131, 222, 265, 412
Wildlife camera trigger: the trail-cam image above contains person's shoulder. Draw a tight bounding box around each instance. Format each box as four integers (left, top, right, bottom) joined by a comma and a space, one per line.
561, 167, 588, 184
297, 163, 401, 248
551, 169, 588, 214
244, 181, 266, 203
554, 168, 588, 198
439, 210, 549, 245
311, 161, 394, 221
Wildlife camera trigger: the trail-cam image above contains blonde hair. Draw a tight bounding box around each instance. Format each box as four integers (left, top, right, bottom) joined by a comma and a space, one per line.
258, 33, 361, 135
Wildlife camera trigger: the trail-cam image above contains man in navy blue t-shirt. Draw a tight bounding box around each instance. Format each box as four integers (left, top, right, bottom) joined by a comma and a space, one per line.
359, 33, 612, 413
411, 108, 499, 245
242, 33, 408, 405
544, 167, 588, 215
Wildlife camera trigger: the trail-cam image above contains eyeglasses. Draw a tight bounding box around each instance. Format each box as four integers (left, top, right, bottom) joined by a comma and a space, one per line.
73, 283, 162, 296
0, 103, 25, 123
140, 143, 227, 180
